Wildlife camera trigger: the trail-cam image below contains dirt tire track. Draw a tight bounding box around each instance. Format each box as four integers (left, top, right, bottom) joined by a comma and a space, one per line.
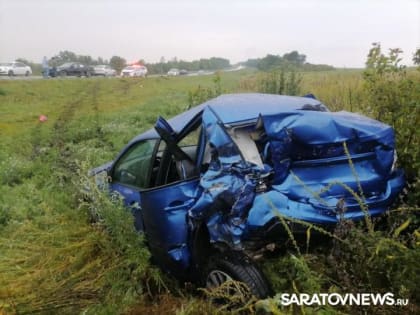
29, 81, 102, 182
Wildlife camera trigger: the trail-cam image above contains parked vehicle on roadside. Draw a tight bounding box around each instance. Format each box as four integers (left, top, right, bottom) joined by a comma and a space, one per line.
167, 68, 180, 76
0, 62, 32, 76
121, 65, 147, 77
90, 93, 405, 297
51, 62, 93, 77
92, 65, 117, 77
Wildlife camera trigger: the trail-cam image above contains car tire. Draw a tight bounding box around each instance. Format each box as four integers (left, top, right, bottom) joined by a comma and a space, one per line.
25, 71, 30, 76
8, 70, 14, 77
204, 252, 271, 298
59, 71, 67, 77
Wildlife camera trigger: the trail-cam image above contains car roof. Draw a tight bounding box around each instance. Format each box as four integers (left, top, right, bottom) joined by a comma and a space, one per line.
130, 93, 326, 143
203, 93, 325, 124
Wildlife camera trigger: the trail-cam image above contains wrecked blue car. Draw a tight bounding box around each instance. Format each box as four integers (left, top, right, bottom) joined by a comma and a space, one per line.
91, 93, 404, 297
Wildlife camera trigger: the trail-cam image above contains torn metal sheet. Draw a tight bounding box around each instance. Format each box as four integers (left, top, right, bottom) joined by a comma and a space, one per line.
189, 159, 270, 248
190, 107, 405, 248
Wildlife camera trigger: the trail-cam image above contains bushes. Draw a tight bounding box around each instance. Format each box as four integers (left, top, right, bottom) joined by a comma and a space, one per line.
238, 70, 302, 96
254, 216, 419, 314
187, 72, 222, 108
330, 224, 419, 302
363, 43, 419, 206
77, 171, 167, 314
257, 70, 302, 96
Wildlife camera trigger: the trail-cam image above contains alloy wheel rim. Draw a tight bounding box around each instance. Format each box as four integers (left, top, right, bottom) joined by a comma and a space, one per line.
206, 270, 233, 288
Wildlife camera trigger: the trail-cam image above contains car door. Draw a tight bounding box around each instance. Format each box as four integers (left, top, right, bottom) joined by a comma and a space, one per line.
109, 138, 159, 231
139, 116, 203, 274
75, 63, 82, 76
71, 63, 80, 75
14, 63, 24, 75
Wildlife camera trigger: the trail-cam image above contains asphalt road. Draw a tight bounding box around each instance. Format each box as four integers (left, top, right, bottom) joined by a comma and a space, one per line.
0, 73, 205, 80
0, 75, 44, 80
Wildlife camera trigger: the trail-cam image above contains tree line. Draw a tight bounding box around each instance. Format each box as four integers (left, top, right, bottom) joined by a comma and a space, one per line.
146, 57, 230, 74
16, 51, 231, 75
15, 49, 336, 75
16, 48, 420, 76
243, 50, 335, 71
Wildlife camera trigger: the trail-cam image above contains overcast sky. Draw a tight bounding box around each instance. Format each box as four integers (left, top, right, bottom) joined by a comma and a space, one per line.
0, 0, 418, 67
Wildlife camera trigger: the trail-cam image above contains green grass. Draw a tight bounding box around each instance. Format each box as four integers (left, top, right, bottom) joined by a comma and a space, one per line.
0, 69, 418, 314
0, 72, 249, 314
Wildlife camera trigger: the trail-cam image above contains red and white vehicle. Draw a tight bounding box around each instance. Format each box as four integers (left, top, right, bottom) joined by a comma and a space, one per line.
121, 64, 148, 77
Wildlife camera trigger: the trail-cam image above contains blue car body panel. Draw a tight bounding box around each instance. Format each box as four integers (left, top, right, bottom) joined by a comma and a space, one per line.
94, 93, 405, 275
140, 178, 198, 271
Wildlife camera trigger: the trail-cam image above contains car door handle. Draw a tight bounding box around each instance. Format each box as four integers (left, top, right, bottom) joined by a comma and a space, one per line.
164, 199, 195, 212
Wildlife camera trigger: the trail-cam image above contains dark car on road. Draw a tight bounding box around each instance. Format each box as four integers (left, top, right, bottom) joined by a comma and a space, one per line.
91, 93, 405, 297
50, 62, 93, 77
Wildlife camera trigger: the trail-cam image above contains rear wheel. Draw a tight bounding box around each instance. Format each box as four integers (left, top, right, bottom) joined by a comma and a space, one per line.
8, 70, 13, 76
204, 252, 271, 299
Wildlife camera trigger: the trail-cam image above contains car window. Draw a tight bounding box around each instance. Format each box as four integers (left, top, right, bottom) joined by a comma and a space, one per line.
178, 125, 202, 148
160, 124, 202, 185
112, 139, 158, 188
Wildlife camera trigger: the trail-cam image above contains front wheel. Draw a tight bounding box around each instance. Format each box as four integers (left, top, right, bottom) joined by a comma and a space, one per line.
204, 252, 271, 299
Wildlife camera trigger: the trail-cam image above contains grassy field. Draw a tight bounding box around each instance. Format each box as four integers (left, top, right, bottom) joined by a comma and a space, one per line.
0, 69, 418, 314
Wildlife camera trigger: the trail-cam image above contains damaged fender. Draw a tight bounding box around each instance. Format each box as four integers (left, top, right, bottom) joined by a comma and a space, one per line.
189, 107, 405, 249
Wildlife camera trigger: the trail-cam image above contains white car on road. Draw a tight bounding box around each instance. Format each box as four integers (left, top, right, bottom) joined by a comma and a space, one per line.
92, 65, 117, 77
121, 65, 148, 77
167, 68, 180, 76
0, 62, 32, 76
